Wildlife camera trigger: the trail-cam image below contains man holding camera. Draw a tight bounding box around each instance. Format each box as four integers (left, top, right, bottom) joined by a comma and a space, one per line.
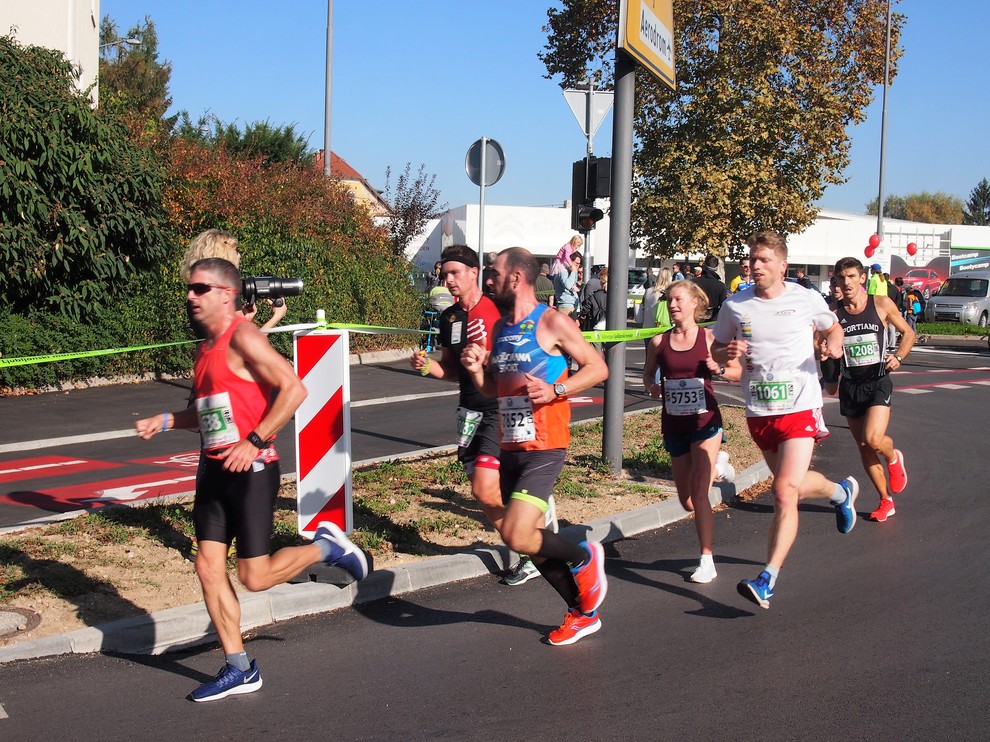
136, 257, 368, 702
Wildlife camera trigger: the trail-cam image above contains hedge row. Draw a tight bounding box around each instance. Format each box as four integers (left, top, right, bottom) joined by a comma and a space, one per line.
0, 239, 424, 390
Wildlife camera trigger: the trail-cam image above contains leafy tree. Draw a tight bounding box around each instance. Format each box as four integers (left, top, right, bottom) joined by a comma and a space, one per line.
0, 35, 170, 320
381, 163, 447, 256
866, 194, 907, 220
964, 178, 990, 226
868, 191, 964, 223
903, 192, 963, 224
541, 0, 903, 257
98, 16, 173, 126
175, 113, 314, 167
164, 137, 385, 249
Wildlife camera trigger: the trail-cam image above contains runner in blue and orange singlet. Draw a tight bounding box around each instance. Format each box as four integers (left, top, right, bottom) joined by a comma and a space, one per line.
462, 247, 609, 646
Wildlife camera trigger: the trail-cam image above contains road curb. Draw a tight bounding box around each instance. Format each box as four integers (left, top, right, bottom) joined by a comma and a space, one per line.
915, 333, 988, 349
0, 460, 771, 665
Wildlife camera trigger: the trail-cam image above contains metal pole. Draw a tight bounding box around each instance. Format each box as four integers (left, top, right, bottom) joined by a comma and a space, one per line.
602, 53, 635, 474
876, 0, 892, 241
584, 83, 594, 274
479, 137, 487, 289
323, 0, 333, 177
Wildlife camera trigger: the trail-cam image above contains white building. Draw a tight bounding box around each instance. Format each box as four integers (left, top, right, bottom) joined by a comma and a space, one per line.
1, 0, 100, 104
409, 203, 990, 292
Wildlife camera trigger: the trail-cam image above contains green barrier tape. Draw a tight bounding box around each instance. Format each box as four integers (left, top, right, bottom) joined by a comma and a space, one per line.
0, 322, 435, 368
2, 318, 684, 368
0, 339, 199, 369
582, 325, 670, 343
325, 323, 436, 336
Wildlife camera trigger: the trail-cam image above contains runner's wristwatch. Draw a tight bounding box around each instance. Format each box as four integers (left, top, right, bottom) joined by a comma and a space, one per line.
246, 431, 272, 448
553, 382, 567, 397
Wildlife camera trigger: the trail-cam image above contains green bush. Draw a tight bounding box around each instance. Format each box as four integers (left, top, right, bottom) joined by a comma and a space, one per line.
0, 238, 423, 389
917, 322, 990, 337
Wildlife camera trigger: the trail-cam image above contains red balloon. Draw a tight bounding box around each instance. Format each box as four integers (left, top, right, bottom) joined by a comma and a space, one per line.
907, 242, 918, 256
869, 234, 881, 248
865, 246, 875, 258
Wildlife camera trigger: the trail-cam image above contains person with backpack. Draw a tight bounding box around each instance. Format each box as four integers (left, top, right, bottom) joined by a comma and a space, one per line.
579, 268, 609, 333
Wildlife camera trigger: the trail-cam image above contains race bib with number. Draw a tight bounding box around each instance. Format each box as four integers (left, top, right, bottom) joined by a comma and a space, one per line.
843, 333, 882, 367
498, 396, 536, 444
195, 392, 241, 449
748, 377, 796, 413
663, 377, 707, 416
456, 407, 484, 448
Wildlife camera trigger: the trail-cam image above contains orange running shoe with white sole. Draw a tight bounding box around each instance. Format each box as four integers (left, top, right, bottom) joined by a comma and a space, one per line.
871, 498, 896, 522
571, 541, 607, 614
888, 450, 907, 494
547, 609, 601, 646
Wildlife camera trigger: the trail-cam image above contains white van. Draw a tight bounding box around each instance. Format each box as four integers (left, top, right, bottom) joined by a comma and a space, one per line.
924, 270, 990, 327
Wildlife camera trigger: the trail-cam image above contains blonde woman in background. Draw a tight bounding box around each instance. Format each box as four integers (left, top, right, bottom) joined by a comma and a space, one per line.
641, 266, 673, 349
181, 229, 287, 331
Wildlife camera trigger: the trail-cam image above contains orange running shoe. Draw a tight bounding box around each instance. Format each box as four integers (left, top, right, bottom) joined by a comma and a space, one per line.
571, 541, 607, 614
871, 498, 896, 522
547, 609, 601, 646
888, 449, 907, 494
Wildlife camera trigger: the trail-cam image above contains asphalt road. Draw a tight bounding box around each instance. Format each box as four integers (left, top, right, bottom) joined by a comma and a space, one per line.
0, 347, 666, 530
1, 346, 988, 739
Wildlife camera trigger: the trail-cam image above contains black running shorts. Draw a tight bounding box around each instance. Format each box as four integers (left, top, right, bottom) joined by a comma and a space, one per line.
499, 448, 566, 509
839, 375, 893, 419
194, 456, 280, 559
458, 410, 501, 473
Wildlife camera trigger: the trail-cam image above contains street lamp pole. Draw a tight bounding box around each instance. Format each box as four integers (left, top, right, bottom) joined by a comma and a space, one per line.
324, 0, 333, 177
876, 0, 892, 243
99, 37, 139, 58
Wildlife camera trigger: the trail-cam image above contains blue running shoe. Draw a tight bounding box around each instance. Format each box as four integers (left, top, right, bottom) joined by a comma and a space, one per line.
315, 521, 369, 581
835, 476, 859, 534
737, 571, 774, 609
190, 660, 262, 702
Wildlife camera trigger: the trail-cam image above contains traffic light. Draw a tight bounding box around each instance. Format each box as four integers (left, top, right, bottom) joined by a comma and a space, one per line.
575, 203, 605, 231
570, 156, 610, 232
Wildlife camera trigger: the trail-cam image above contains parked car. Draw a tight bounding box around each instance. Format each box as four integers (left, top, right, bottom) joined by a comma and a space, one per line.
627, 267, 647, 314
924, 270, 990, 326
901, 267, 943, 299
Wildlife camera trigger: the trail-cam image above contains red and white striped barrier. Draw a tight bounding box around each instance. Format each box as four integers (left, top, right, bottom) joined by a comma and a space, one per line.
293, 329, 353, 537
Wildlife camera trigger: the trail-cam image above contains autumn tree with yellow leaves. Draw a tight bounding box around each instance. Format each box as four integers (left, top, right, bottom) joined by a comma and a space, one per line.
541, 0, 904, 257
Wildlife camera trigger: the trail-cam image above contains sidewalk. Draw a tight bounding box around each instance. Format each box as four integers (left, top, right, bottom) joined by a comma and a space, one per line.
915, 333, 988, 349
0, 461, 770, 664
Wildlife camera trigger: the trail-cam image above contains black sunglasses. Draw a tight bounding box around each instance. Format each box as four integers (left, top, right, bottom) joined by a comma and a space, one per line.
187, 282, 231, 296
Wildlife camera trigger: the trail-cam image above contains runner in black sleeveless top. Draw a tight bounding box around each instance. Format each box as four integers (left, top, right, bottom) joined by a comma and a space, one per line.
831, 257, 915, 523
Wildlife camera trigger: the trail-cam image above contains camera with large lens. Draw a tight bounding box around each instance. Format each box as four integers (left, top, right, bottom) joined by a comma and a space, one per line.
241, 276, 304, 307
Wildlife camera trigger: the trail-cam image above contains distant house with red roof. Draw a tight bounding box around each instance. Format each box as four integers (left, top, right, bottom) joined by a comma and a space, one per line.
314, 150, 392, 219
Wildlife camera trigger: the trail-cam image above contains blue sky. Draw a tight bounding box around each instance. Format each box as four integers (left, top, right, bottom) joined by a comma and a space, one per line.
102, 0, 989, 215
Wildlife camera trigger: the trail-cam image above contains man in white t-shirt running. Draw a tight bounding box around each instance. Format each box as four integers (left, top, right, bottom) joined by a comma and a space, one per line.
712, 231, 859, 609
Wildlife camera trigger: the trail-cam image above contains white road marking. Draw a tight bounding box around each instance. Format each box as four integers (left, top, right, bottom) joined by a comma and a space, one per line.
0, 700, 8, 719
0, 459, 86, 476
900, 388, 933, 394
971, 380, 990, 386
0, 391, 460, 455
933, 384, 971, 390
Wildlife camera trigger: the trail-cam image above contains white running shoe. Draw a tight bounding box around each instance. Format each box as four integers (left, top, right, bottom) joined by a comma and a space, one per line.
689, 560, 718, 584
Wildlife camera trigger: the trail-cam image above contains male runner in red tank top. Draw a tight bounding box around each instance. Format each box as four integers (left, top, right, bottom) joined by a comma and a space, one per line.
136, 257, 368, 702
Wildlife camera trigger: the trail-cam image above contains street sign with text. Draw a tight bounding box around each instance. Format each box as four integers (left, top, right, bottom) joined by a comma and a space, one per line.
617, 0, 676, 90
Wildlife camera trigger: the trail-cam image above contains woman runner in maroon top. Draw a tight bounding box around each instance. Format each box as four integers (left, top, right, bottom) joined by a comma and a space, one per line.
643, 280, 740, 584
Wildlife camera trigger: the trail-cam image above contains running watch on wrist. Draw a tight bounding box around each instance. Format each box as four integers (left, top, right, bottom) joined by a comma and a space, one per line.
246, 431, 269, 448
553, 382, 567, 397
